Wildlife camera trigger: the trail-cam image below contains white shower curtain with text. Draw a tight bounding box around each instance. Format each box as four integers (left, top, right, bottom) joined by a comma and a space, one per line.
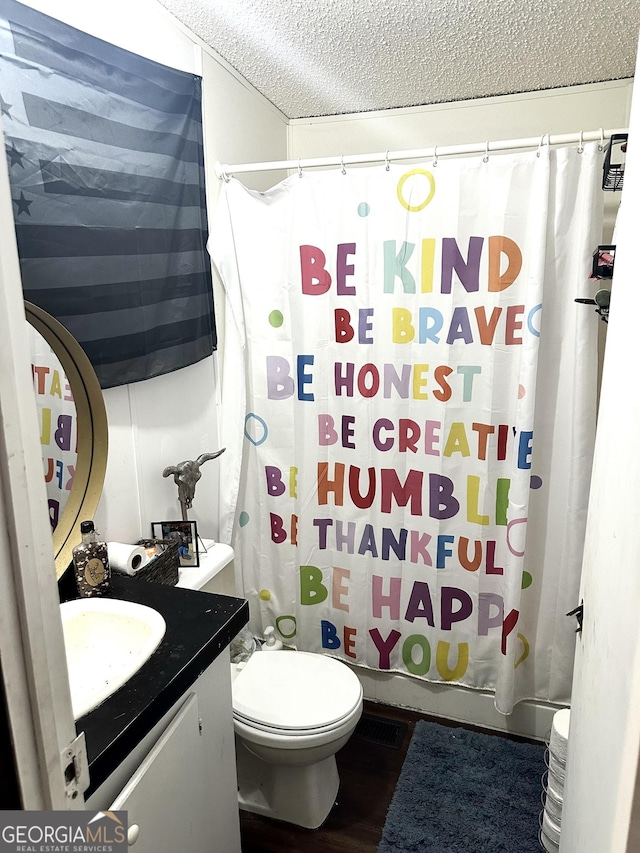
211, 143, 602, 713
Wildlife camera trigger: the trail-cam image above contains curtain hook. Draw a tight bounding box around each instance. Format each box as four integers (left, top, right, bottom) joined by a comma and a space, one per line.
385, 151, 390, 171
222, 168, 231, 183
298, 159, 303, 178
578, 130, 584, 154
483, 141, 490, 163
432, 145, 438, 168
341, 155, 346, 175
537, 134, 546, 157
598, 128, 605, 151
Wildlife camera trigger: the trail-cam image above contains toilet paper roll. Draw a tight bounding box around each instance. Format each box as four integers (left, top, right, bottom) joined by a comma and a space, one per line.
546, 770, 565, 803
542, 810, 562, 846
540, 827, 560, 852
548, 751, 566, 781
107, 542, 148, 576
550, 708, 571, 762
544, 789, 564, 823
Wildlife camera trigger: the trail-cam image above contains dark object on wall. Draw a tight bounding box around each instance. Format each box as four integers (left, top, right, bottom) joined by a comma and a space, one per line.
602, 133, 628, 191
591, 245, 616, 279
1, 0, 216, 388
575, 288, 610, 324
566, 600, 584, 635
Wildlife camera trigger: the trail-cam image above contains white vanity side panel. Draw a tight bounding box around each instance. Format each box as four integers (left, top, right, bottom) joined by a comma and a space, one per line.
85, 652, 240, 853
110, 694, 208, 851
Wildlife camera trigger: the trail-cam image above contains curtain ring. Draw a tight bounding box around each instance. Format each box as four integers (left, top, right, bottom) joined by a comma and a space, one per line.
298, 159, 303, 178
341, 155, 346, 175
598, 128, 605, 151
578, 131, 584, 154
385, 151, 390, 171
222, 169, 231, 183
536, 134, 546, 157
483, 141, 489, 163
432, 145, 438, 168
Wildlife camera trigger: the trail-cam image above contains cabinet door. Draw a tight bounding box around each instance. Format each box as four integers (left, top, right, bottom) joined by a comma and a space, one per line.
110, 693, 212, 853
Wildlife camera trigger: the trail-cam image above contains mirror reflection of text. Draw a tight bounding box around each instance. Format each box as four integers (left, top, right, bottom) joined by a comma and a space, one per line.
29, 325, 77, 531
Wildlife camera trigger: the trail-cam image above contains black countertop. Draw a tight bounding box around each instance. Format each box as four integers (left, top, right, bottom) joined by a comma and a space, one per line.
64, 574, 249, 798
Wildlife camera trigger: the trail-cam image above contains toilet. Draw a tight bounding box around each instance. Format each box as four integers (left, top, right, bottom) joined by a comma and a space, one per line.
178, 542, 364, 829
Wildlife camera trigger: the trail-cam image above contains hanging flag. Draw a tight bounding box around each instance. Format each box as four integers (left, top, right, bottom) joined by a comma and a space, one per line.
0, 0, 216, 388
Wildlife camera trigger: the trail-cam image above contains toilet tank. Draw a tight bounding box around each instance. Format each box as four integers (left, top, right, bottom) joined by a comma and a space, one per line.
176, 541, 236, 596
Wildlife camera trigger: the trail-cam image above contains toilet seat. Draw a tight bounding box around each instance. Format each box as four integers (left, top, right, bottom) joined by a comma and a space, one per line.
232, 650, 362, 733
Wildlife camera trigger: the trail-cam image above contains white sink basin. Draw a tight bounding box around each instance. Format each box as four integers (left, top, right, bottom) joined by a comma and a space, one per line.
60, 597, 166, 720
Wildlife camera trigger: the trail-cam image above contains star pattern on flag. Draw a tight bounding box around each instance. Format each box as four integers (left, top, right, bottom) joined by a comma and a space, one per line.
6, 141, 25, 168
13, 190, 32, 216
0, 94, 12, 118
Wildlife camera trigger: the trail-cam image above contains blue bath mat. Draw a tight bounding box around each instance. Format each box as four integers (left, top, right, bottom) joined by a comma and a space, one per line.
378, 720, 546, 852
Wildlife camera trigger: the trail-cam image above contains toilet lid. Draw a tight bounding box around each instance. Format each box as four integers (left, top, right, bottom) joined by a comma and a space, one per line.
232, 651, 362, 730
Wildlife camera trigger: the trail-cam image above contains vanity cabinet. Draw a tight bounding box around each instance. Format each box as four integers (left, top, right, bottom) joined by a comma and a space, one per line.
85, 651, 241, 853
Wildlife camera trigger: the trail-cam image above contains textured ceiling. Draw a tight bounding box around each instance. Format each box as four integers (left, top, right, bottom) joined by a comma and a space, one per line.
158, 0, 640, 120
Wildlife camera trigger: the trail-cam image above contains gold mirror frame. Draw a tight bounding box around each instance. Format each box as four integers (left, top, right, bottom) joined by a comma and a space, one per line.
24, 301, 109, 579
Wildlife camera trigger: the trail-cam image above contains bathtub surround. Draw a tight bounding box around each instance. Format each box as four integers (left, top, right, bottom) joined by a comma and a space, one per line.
378, 720, 545, 852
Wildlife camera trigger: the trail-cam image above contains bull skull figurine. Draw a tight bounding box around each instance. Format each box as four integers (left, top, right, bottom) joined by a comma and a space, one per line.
162, 449, 226, 521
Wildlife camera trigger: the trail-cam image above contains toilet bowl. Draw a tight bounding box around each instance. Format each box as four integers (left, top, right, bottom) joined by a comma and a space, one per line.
232, 650, 363, 828
177, 543, 364, 829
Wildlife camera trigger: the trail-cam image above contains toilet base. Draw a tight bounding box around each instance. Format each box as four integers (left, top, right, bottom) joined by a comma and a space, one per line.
235, 737, 340, 829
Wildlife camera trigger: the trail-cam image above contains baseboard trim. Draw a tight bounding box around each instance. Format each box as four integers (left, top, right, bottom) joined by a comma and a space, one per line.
350, 665, 564, 742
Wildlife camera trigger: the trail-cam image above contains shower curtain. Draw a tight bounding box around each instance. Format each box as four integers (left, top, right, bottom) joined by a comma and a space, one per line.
211, 142, 602, 713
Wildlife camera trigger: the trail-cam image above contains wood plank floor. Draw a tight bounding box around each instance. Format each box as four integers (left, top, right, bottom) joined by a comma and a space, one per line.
239, 701, 425, 853
239, 700, 543, 853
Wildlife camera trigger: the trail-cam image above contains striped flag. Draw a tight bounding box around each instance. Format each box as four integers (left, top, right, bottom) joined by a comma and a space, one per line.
1, 0, 216, 388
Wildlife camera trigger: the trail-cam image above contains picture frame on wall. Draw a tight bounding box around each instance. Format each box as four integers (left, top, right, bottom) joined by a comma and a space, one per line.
151, 520, 199, 567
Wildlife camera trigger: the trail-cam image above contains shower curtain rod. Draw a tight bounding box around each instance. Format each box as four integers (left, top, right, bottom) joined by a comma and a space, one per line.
215, 127, 628, 179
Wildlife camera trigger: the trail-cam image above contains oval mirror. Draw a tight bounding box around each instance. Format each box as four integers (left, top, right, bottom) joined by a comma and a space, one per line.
24, 301, 108, 579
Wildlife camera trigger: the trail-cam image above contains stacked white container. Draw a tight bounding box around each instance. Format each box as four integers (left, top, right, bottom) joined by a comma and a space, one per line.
540, 708, 570, 851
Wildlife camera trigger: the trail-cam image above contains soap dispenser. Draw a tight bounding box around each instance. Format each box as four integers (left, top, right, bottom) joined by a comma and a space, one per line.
263, 626, 283, 651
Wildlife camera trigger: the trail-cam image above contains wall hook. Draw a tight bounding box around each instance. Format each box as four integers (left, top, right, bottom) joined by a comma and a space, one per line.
575, 291, 610, 323
566, 601, 584, 634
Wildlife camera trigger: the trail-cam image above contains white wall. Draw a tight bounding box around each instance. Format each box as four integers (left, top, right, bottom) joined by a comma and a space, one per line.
289, 80, 632, 240
559, 44, 640, 852
16, 0, 289, 545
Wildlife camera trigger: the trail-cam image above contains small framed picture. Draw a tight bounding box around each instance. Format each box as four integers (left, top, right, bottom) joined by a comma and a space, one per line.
152, 520, 199, 567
